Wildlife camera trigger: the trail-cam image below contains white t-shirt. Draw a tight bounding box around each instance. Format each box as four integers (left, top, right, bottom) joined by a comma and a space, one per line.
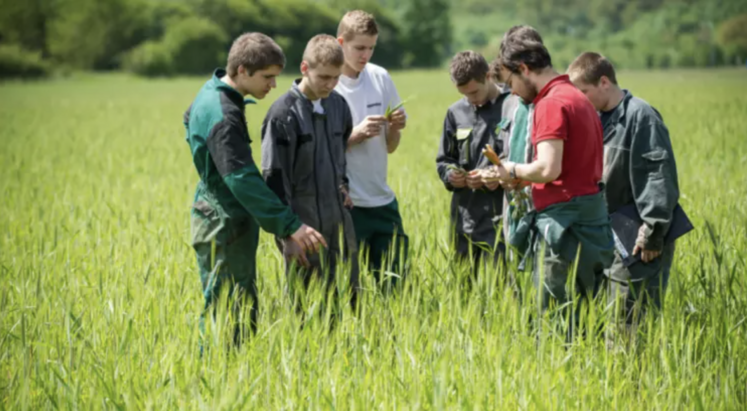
335, 63, 403, 208
311, 99, 324, 114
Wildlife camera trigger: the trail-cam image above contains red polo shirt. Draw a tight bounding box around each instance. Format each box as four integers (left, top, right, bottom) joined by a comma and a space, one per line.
530, 75, 603, 211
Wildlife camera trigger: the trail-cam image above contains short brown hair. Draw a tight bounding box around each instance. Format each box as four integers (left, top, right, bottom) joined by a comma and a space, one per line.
492, 26, 546, 82
303, 34, 344, 68
226, 32, 285, 77
337, 10, 379, 41
498, 25, 551, 73
489, 58, 505, 83
567, 52, 618, 85
501, 25, 544, 50
450, 51, 489, 86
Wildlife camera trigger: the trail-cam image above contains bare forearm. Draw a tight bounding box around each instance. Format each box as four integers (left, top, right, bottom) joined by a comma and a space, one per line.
513, 140, 563, 183
348, 129, 368, 147
514, 159, 557, 183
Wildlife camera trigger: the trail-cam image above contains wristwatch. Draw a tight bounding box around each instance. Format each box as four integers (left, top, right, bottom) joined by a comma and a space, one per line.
509, 164, 517, 180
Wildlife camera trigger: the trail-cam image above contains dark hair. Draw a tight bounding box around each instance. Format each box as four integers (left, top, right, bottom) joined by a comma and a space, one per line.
567, 51, 618, 85
227, 32, 285, 77
501, 25, 544, 48
498, 25, 551, 73
450, 51, 489, 86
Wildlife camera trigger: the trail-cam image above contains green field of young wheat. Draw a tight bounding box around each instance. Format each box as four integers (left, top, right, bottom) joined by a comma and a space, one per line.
1, 69, 746, 410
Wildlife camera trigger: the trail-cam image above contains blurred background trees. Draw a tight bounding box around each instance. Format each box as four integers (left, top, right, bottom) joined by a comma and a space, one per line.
0, 0, 745, 79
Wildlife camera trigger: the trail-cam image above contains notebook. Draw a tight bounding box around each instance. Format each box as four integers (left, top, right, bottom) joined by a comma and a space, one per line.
610, 203, 694, 267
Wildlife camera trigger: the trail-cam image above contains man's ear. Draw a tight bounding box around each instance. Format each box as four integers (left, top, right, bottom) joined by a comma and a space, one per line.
599, 75, 611, 89
519, 63, 530, 77
337, 36, 344, 46
300, 61, 309, 76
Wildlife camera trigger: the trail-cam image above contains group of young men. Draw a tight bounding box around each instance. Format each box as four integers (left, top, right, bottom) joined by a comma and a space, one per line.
184, 11, 408, 342
184, 11, 682, 344
440, 25, 681, 334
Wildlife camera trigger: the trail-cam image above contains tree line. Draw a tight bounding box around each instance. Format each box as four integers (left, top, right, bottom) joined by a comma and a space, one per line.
0, 0, 745, 79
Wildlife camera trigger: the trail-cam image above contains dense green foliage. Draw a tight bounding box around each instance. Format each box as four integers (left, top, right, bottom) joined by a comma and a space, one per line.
2, 0, 746, 78
123, 17, 228, 77
453, 0, 747, 69
0, 44, 50, 79
0, 0, 448, 77
1, 69, 746, 409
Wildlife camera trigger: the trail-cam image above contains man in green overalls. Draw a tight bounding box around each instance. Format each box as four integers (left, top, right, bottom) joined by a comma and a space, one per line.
184, 33, 326, 346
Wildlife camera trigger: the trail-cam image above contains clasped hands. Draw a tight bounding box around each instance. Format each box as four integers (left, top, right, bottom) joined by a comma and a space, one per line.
447, 161, 523, 191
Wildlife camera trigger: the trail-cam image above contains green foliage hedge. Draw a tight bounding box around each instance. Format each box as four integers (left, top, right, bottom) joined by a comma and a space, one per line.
0, 44, 50, 79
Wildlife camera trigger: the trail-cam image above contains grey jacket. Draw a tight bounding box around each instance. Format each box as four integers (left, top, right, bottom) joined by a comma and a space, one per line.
261, 81, 357, 254
436, 90, 513, 247
601, 90, 680, 251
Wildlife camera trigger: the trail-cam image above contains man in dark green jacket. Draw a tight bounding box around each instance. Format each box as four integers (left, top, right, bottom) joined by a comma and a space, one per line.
569, 52, 680, 323
184, 33, 326, 345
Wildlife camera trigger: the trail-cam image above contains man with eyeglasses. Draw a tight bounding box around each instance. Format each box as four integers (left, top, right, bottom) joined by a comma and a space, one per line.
483, 26, 614, 335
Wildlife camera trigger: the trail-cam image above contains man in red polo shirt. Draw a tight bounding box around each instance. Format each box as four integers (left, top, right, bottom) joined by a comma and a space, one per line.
484, 27, 613, 331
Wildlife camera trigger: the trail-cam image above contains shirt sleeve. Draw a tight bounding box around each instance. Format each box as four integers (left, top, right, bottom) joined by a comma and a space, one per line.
532, 98, 568, 145
207, 116, 301, 237
435, 109, 460, 191
629, 112, 680, 250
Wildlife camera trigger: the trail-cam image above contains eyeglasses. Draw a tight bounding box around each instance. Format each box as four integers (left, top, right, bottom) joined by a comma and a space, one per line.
504, 71, 514, 89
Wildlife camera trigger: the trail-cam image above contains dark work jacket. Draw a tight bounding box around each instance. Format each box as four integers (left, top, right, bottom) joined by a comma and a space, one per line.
261, 81, 356, 253
435, 90, 512, 248
601, 90, 680, 251
184, 69, 301, 244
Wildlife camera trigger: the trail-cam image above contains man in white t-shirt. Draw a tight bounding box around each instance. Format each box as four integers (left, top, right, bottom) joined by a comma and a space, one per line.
335, 10, 409, 287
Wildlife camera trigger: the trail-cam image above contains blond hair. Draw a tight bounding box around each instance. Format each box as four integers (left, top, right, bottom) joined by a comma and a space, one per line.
337, 10, 378, 41
226, 32, 285, 77
303, 34, 345, 68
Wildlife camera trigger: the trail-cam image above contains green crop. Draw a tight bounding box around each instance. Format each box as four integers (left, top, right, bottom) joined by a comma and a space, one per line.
1, 69, 745, 409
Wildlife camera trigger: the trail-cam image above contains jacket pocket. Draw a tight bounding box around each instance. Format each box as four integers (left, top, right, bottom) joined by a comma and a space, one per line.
456, 128, 473, 167
641, 149, 668, 180
191, 200, 226, 247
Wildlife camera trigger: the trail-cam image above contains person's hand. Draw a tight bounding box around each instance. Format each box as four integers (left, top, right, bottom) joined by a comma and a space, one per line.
466, 170, 484, 190
485, 178, 501, 191
340, 185, 354, 209
351, 115, 387, 143
501, 180, 516, 190
633, 245, 662, 263
481, 164, 510, 182
283, 238, 310, 268
448, 169, 467, 188
497, 161, 515, 182
290, 224, 327, 254
388, 109, 407, 132
633, 224, 661, 263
